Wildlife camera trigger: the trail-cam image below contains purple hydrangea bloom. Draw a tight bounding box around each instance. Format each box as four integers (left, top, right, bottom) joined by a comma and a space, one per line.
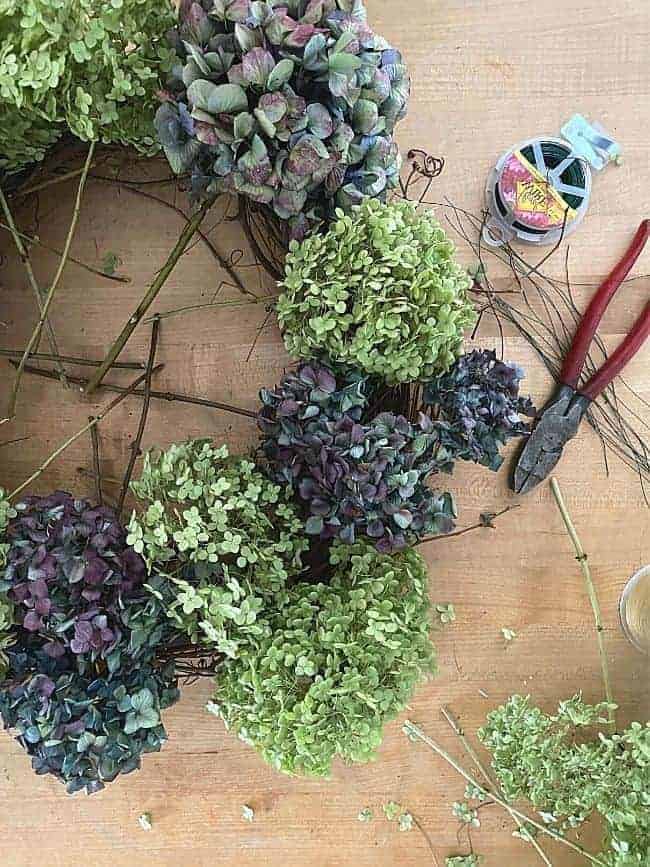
1, 492, 145, 664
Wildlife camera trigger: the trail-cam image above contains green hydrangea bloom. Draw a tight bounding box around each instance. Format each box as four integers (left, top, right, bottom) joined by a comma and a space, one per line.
210, 540, 437, 776
0, 488, 16, 570
0, 0, 175, 173
479, 694, 650, 867
277, 199, 476, 385
0, 592, 14, 681
128, 440, 308, 659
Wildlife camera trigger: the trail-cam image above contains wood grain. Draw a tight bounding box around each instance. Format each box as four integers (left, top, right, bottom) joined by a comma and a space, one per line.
1, 1, 649, 864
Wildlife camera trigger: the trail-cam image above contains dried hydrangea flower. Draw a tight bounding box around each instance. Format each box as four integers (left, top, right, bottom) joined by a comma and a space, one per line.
0, 488, 16, 569
277, 200, 476, 383
0, 659, 179, 795
0, 0, 175, 174
0, 492, 179, 794
422, 349, 535, 471
211, 541, 437, 777
128, 440, 308, 658
478, 694, 650, 867
258, 361, 456, 552
155, 0, 409, 237
0, 492, 156, 671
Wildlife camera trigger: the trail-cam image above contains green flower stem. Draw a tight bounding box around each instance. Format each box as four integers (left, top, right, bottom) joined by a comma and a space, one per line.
8, 365, 161, 501
84, 194, 216, 396
0, 189, 68, 389
403, 720, 607, 867
99, 182, 253, 299
440, 706, 553, 867
549, 478, 615, 727
2, 142, 96, 424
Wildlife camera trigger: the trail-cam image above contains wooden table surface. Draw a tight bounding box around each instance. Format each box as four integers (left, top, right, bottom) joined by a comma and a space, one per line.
1, 1, 649, 864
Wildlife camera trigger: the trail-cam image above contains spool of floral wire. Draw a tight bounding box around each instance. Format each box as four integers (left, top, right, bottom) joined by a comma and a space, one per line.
483, 114, 621, 247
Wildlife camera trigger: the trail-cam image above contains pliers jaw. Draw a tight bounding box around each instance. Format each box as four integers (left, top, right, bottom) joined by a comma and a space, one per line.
512, 384, 591, 494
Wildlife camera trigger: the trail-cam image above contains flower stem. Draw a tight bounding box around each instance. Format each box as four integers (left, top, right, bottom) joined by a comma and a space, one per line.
84, 194, 216, 396
402, 720, 606, 866
440, 706, 553, 867
0, 348, 144, 369
0, 220, 130, 283
550, 478, 616, 726
144, 294, 276, 323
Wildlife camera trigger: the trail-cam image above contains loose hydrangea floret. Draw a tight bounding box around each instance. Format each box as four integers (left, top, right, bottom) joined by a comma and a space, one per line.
155, 0, 409, 238
258, 361, 456, 552
0, 0, 176, 174
277, 199, 477, 383
211, 540, 437, 776
423, 349, 535, 471
128, 440, 309, 659
0, 492, 178, 794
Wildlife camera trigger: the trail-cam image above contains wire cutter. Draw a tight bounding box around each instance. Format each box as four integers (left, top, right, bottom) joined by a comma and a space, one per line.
512, 220, 650, 494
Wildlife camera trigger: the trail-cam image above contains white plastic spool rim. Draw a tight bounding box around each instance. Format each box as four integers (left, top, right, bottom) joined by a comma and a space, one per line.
483, 135, 592, 247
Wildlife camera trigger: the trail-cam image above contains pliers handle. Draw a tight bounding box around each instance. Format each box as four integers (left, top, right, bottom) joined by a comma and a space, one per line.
561, 220, 650, 400
512, 220, 650, 494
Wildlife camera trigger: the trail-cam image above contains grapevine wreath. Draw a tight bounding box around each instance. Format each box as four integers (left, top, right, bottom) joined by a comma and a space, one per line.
0, 0, 539, 796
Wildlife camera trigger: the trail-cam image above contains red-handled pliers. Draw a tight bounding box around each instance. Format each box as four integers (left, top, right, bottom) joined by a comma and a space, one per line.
513, 220, 650, 494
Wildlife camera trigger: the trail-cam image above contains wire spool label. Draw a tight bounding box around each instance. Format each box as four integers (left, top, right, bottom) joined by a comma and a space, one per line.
500, 150, 576, 231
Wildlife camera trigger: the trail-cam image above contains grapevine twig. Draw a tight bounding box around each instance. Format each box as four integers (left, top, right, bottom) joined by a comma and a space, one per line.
117, 316, 160, 516
2, 142, 96, 423
0, 348, 144, 370
0, 222, 130, 283
417, 505, 519, 546
440, 706, 553, 867
0, 436, 30, 449
0, 188, 68, 387
77, 467, 122, 487
15, 162, 97, 198
14, 362, 257, 420
8, 366, 161, 501
84, 193, 217, 396
549, 478, 616, 725
143, 294, 277, 323
402, 720, 606, 866
95, 182, 253, 299
89, 418, 102, 506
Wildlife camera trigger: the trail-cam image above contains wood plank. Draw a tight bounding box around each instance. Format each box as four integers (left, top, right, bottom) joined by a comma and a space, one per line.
0, 1, 648, 864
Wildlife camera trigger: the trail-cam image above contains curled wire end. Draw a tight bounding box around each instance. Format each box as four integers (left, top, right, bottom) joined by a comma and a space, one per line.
407, 149, 445, 179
